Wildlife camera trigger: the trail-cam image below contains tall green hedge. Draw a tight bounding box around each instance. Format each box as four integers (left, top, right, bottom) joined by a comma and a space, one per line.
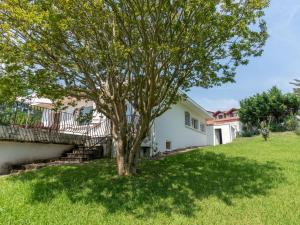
240, 87, 300, 134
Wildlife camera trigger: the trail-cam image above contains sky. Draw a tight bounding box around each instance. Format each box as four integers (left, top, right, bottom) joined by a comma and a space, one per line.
189, 0, 300, 111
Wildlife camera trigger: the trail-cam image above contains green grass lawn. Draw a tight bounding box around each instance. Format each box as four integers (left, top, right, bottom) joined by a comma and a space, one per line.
0, 132, 300, 225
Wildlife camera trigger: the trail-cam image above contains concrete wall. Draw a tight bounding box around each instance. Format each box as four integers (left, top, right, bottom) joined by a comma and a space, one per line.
153, 102, 208, 153
0, 141, 72, 175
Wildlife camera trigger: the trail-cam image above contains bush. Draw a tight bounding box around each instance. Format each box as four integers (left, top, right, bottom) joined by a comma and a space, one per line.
284, 116, 298, 131
295, 123, 300, 136
269, 122, 286, 132
259, 121, 270, 141
241, 123, 259, 137
241, 130, 253, 137
242, 129, 259, 137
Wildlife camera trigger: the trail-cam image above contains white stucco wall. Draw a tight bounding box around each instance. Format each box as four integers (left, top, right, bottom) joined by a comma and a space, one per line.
153, 102, 209, 153
207, 124, 233, 146
207, 126, 215, 146
227, 121, 242, 134
0, 141, 72, 174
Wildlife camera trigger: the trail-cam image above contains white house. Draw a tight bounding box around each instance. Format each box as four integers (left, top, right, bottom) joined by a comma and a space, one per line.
151, 98, 212, 154
25, 94, 241, 151
0, 95, 238, 174
28, 95, 240, 152
57, 96, 213, 156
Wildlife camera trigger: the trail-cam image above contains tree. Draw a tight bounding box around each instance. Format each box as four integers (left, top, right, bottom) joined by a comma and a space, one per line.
259, 121, 270, 141
0, 67, 29, 104
0, 0, 269, 176
239, 87, 300, 133
291, 79, 300, 97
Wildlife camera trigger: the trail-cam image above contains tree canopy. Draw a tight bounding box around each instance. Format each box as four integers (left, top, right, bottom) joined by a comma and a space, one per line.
239, 87, 300, 132
0, 0, 269, 175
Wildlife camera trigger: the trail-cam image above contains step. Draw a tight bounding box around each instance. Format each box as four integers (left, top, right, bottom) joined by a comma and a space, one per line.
72, 149, 98, 154
64, 155, 89, 159
60, 157, 88, 163
77, 146, 86, 151
66, 153, 92, 158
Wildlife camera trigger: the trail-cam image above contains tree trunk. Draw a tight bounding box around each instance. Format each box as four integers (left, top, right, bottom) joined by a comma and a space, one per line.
114, 135, 140, 176
112, 121, 137, 176
116, 149, 126, 176
114, 135, 126, 176
111, 114, 148, 176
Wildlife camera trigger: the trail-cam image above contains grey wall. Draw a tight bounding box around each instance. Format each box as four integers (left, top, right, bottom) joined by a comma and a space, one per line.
0, 141, 72, 175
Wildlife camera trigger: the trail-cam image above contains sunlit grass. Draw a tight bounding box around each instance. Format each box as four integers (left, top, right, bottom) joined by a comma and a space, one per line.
0, 132, 299, 225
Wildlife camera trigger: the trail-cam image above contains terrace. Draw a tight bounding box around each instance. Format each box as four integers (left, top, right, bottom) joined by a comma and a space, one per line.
0, 102, 111, 147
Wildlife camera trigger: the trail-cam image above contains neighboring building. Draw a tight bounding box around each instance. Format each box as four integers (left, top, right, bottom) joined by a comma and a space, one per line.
212, 108, 239, 120
206, 108, 242, 146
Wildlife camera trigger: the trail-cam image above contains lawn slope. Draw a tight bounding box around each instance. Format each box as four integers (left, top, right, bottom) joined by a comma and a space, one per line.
0, 132, 299, 225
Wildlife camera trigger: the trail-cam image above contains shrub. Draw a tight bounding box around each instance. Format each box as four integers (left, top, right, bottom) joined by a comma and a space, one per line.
295, 123, 300, 136
259, 121, 270, 141
269, 122, 286, 132
284, 116, 298, 131
241, 123, 259, 137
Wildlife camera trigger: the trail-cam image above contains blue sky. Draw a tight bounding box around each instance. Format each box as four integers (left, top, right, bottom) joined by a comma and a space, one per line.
189, 0, 300, 111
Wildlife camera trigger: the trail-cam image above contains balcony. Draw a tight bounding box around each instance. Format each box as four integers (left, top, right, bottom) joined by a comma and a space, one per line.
0, 102, 111, 146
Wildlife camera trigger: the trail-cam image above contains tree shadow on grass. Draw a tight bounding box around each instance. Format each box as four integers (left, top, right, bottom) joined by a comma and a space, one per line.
10, 150, 285, 218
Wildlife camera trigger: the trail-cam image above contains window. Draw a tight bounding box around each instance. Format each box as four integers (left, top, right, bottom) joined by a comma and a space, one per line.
78, 106, 94, 125
166, 141, 171, 150
192, 118, 199, 129
141, 147, 150, 158
218, 115, 223, 119
200, 122, 206, 133
185, 111, 191, 126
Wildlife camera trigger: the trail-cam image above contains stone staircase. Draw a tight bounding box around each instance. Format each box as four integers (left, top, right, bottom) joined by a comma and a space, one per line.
60, 146, 104, 163
59, 136, 111, 163
8, 145, 108, 174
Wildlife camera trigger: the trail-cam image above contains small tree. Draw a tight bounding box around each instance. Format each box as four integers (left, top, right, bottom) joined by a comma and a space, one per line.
284, 115, 299, 131
291, 79, 300, 97
295, 123, 300, 136
0, 0, 269, 175
259, 120, 270, 141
